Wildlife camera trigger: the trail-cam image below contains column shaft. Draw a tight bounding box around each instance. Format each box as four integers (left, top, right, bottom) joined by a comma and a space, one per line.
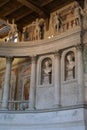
29, 57, 36, 109
2, 57, 13, 110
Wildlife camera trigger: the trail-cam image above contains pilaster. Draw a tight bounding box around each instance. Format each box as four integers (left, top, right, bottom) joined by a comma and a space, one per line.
54, 51, 61, 107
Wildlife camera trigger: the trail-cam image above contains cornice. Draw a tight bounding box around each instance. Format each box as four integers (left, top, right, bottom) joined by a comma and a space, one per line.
0, 28, 81, 58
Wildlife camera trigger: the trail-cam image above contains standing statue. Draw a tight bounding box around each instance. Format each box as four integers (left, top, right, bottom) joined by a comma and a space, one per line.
72, 2, 83, 26
7, 19, 18, 41
53, 12, 63, 34
34, 18, 40, 40
65, 53, 75, 80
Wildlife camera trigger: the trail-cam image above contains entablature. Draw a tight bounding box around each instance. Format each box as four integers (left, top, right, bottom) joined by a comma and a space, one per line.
0, 27, 81, 58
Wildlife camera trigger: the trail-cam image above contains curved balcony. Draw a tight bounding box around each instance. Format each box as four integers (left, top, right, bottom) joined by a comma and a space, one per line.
0, 27, 81, 58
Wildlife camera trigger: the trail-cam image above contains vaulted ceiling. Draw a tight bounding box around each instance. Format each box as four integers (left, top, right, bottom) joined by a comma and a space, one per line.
0, 0, 84, 38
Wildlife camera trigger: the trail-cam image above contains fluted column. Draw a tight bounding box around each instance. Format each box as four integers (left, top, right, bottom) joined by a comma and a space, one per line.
2, 57, 13, 110
54, 52, 61, 107
76, 45, 84, 104
29, 56, 36, 110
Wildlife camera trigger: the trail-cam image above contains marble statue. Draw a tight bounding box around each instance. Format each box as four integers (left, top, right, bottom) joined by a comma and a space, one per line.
65, 52, 75, 80
34, 18, 40, 40
53, 13, 62, 33
42, 59, 52, 84
7, 19, 17, 41
72, 2, 83, 26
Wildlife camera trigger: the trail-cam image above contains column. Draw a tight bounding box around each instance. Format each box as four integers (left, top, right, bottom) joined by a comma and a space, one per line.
54, 52, 61, 107
76, 45, 84, 104
2, 57, 13, 110
29, 56, 36, 110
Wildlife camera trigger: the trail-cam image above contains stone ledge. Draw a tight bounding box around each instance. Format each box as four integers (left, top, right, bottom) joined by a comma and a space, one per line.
0, 107, 86, 130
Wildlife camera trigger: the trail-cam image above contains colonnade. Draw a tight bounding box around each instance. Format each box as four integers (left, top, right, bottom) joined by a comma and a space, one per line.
1, 44, 84, 110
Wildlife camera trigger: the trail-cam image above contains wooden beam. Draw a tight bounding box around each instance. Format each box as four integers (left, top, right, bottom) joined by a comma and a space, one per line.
0, 0, 9, 7
17, 0, 45, 16
16, 10, 32, 21
41, 0, 54, 6
1, 4, 22, 17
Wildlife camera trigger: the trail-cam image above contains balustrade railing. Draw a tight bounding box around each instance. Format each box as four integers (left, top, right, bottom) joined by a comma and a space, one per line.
0, 100, 29, 111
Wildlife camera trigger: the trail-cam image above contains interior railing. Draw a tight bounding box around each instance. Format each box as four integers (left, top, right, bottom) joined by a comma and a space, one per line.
0, 100, 29, 111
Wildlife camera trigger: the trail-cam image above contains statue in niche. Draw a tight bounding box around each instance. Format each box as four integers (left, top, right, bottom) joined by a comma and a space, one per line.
7, 19, 18, 41
53, 12, 63, 34
34, 18, 40, 40
41, 58, 52, 85
72, 2, 83, 26
65, 52, 75, 80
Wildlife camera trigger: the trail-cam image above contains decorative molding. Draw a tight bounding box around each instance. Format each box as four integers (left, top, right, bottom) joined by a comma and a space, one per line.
0, 28, 81, 58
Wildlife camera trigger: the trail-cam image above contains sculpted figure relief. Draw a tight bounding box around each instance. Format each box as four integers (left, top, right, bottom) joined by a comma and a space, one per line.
41, 58, 52, 85
65, 52, 75, 80
53, 12, 63, 34
7, 19, 17, 41
34, 18, 40, 40
72, 2, 83, 26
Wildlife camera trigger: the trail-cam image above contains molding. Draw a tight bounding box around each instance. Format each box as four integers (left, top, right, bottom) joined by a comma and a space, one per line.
0, 28, 81, 57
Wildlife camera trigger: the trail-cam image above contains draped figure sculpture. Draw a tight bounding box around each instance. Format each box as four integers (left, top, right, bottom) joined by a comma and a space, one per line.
7, 19, 17, 41
65, 52, 75, 80
41, 58, 52, 85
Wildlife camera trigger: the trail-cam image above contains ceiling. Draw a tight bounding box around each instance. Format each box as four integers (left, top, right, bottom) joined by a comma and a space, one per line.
0, 0, 84, 38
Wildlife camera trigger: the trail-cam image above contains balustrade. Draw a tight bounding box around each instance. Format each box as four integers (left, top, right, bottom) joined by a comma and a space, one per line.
0, 100, 29, 111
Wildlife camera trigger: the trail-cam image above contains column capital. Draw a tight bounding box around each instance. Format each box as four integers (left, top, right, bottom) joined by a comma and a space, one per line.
31, 56, 36, 64
6, 57, 14, 63
75, 44, 84, 51
54, 50, 62, 58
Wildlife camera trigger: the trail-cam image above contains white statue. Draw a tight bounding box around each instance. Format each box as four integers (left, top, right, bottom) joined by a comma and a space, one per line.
66, 54, 75, 80
53, 12, 60, 33
34, 18, 40, 40
7, 19, 17, 41
42, 60, 52, 84
72, 2, 83, 26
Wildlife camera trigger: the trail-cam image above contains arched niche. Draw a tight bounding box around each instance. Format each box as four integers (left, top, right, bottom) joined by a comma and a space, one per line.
37, 55, 54, 87
61, 47, 76, 82
65, 51, 75, 81
41, 57, 52, 85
